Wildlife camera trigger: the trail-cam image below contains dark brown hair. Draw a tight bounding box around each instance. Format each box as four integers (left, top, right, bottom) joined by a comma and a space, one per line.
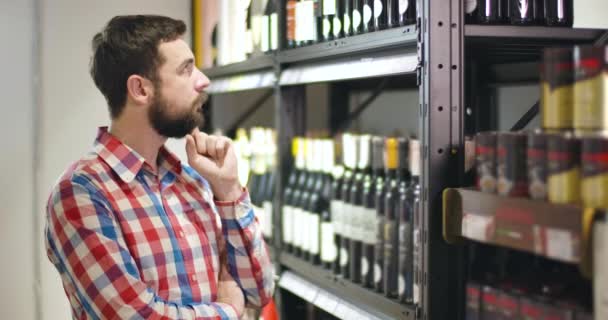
90, 15, 186, 118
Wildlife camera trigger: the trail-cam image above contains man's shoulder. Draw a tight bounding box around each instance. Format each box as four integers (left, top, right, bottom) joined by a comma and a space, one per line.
48, 151, 110, 203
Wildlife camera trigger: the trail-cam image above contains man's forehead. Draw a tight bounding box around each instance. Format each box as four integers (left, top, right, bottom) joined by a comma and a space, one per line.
158, 39, 193, 65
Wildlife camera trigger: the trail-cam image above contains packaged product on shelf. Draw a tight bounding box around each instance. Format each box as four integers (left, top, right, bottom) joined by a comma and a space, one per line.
541, 47, 574, 132
383, 137, 401, 298
527, 131, 548, 200
481, 285, 502, 319
496, 290, 520, 319
466, 282, 482, 320
573, 45, 607, 135
547, 133, 581, 204
581, 136, 608, 208
361, 135, 377, 288
543, 0, 573, 27
475, 131, 498, 193
497, 132, 528, 197
465, 0, 479, 24
397, 138, 417, 304
509, 0, 543, 25
373, 136, 387, 292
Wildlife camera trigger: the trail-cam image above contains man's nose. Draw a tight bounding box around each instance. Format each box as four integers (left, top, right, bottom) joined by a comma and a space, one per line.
194, 69, 210, 92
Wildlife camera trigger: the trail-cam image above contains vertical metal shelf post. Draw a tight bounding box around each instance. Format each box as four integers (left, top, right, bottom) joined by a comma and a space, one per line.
420, 0, 465, 319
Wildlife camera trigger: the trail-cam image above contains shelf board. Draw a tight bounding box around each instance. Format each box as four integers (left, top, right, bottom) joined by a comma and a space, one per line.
279, 48, 417, 86
279, 252, 415, 320
278, 26, 417, 65
201, 54, 275, 79
443, 188, 585, 264
465, 25, 606, 64
205, 70, 276, 94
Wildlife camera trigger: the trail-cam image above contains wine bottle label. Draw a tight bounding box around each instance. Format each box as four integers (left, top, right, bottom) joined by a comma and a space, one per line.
282, 205, 292, 244
301, 210, 311, 251
261, 16, 270, 52
414, 282, 420, 304
361, 256, 369, 277
321, 222, 337, 262
293, 208, 302, 248
363, 208, 377, 244
398, 275, 405, 295
465, 0, 476, 14
352, 9, 362, 29
332, 16, 342, 37
323, 18, 332, 37
323, 0, 337, 15
340, 246, 349, 266
399, 0, 409, 15
310, 214, 320, 254
331, 200, 343, 235
270, 13, 278, 50
352, 205, 365, 241
374, 0, 383, 18
342, 203, 352, 235
363, 4, 372, 24
374, 263, 382, 284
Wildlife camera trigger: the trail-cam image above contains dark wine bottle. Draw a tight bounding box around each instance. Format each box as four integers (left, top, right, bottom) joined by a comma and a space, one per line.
340, 133, 358, 278
322, 0, 337, 41
398, 0, 416, 26
510, 0, 542, 25
465, 0, 479, 24
320, 140, 337, 269
350, 134, 367, 284
397, 138, 417, 304
543, 0, 572, 27
306, 139, 324, 265
344, 0, 354, 36
360, 135, 377, 288
373, 136, 387, 292
314, 0, 324, 43
331, 152, 345, 274
352, 0, 364, 34
362, 0, 375, 32
374, 0, 389, 30
292, 137, 311, 257
300, 138, 317, 260
478, 0, 509, 24
409, 139, 422, 305
383, 137, 401, 298
283, 137, 304, 253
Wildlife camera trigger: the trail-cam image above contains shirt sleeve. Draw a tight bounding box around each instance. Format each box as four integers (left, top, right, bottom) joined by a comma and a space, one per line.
214, 188, 275, 308
45, 176, 240, 320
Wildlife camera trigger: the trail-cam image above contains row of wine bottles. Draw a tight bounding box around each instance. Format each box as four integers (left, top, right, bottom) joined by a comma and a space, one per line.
234, 127, 277, 241
466, 0, 574, 26
281, 133, 421, 304
285, 0, 416, 48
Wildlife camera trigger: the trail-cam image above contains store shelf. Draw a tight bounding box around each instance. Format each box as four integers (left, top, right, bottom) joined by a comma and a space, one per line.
201, 54, 275, 79
279, 252, 415, 320
279, 48, 418, 86
443, 188, 586, 264
465, 25, 606, 64
205, 70, 276, 94
278, 26, 417, 65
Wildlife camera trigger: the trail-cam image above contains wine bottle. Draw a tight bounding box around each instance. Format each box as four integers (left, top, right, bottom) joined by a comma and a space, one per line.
409, 139, 422, 305
465, 0, 478, 24
361, 135, 377, 288
333, 0, 344, 39
350, 134, 367, 284
510, 0, 542, 25
320, 140, 337, 269
398, 138, 417, 304
299, 138, 317, 260
373, 136, 387, 292
283, 137, 305, 253
340, 133, 357, 278
291, 137, 310, 257
262, 129, 276, 242
362, 0, 375, 33
543, 0, 572, 27
352, 0, 364, 34
373, 0, 389, 30
268, 0, 279, 51
398, 0, 416, 26
306, 139, 324, 265
344, 0, 354, 36
331, 144, 345, 274
322, 0, 337, 41
383, 137, 401, 298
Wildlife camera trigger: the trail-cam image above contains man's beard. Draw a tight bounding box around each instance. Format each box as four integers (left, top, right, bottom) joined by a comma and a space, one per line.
148, 90, 207, 138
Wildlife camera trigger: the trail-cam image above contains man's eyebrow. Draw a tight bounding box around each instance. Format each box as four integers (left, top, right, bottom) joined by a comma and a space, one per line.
177, 58, 194, 71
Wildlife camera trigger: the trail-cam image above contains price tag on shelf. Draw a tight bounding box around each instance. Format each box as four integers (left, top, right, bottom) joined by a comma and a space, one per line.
545, 228, 575, 262
462, 213, 493, 241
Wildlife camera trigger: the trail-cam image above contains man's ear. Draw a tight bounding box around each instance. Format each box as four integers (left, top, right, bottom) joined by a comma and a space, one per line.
126, 75, 153, 105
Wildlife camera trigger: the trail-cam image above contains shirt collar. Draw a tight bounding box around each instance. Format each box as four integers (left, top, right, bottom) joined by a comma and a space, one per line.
93, 127, 182, 183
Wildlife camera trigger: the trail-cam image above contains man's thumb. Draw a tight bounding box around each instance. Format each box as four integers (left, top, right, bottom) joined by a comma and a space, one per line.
185, 135, 197, 162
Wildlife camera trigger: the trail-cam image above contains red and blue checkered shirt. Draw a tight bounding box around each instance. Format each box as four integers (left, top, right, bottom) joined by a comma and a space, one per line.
45, 127, 274, 320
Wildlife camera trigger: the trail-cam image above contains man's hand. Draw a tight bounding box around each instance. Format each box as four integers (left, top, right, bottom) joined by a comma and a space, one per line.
185, 128, 242, 201
217, 268, 245, 317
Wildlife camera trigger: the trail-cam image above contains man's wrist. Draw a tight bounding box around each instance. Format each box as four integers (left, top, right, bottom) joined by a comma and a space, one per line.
214, 183, 243, 202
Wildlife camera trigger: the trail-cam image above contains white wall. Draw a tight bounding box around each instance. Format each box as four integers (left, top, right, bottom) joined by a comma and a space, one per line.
37, 1, 192, 319
0, 1, 36, 319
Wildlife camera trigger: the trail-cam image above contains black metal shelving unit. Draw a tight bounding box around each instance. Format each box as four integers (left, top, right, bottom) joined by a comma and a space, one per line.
201, 1, 608, 319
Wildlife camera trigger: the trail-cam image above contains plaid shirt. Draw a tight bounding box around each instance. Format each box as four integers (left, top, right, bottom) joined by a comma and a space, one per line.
45, 127, 274, 320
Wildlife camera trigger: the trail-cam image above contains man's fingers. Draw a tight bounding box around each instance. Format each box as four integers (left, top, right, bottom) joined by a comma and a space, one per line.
185, 135, 197, 162
206, 135, 217, 158
194, 131, 208, 155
